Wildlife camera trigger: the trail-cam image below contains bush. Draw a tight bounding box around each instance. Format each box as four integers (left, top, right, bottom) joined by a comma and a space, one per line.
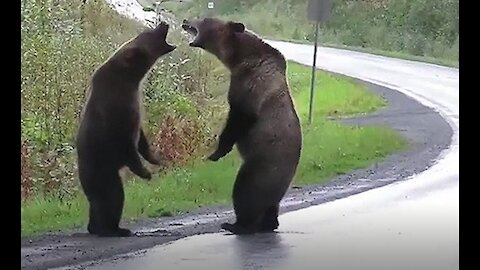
175, 0, 459, 63
21, 0, 228, 200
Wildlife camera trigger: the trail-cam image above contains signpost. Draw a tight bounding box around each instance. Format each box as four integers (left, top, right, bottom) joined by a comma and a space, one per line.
306, 0, 332, 124
206, 1, 215, 16
154, 1, 161, 26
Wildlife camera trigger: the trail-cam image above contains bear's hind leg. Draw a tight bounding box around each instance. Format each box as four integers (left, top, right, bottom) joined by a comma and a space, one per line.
221, 161, 267, 235
87, 170, 132, 237
87, 202, 100, 234
88, 200, 131, 237
221, 205, 264, 235
259, 204, 279, 233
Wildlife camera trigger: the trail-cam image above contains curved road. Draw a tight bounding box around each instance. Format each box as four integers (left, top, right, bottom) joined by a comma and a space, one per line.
51, 1, 459, 269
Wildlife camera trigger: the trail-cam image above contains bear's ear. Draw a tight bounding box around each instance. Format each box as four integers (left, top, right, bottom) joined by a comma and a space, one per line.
228, 21, 245, 33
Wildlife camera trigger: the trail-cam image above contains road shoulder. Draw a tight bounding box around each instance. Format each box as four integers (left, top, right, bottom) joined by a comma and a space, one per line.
21, 78, 453, 270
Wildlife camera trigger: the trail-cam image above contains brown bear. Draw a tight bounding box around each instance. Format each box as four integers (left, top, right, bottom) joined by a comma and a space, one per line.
76, 21, 176, 237
182, 18, 302, 234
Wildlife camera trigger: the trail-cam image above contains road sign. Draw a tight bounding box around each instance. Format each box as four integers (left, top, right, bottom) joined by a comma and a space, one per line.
306, 0, 332, 124
308, 22, 320, 125
207, 2, 214, 9
307, 0, 332, 22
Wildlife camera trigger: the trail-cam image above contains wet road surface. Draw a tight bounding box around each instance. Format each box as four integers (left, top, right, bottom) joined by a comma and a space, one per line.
60, 171, 458, 270
67, 31, 458, 270
23, 1, 459, 269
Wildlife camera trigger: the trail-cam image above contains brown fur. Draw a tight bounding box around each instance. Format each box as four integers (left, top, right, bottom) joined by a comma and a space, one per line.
182, 18, 302, 234
76, 22, 176, 237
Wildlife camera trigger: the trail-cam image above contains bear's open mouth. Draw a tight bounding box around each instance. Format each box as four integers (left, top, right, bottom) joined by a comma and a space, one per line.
182, 24, 198, 36
154, 21, 176, 51
154, 21, 170, 38
181, 20, 199, 45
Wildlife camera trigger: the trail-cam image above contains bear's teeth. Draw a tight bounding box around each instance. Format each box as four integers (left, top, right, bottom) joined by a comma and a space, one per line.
188, 34, 196, 43
181, 28, 196, 43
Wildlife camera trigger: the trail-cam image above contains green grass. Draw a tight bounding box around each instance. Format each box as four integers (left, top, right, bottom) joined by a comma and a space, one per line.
323, 43, 459, 69
170, 0, 458, 69
21, 61, 407, 236
135, 0, 458, 68
287, 63, 385, 117
267, 36, 459, 68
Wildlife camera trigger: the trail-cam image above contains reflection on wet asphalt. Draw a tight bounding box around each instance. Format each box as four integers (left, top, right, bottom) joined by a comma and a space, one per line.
73, 233, 290, 270
72, 174, 458, 270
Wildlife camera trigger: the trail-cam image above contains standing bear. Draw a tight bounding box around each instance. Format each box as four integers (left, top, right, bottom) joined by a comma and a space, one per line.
182, 18, 302, 234
76, 22, 176, 237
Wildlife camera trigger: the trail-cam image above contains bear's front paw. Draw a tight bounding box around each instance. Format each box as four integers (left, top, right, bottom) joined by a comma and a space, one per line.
147, 151, 163, 166
137, 169, 152, 180
207, 151, 223, 162
145, 171, 152, 180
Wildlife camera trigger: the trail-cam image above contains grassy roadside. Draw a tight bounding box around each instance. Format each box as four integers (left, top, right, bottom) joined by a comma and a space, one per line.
21, 0, 228, 200
136, 0, 458, 68
265, 36, 459, 68
137, 0, 458, 68
21, 61, 407, 236
167, 0, 458, 69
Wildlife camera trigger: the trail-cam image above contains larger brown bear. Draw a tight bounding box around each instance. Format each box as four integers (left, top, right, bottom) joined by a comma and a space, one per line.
182, 18, 302, 234
76, 22, 176, 237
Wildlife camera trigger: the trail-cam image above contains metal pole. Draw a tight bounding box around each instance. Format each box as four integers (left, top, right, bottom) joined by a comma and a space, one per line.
155, 2, 160, 26
308, 21, 319, 125
206, 1, 215, 17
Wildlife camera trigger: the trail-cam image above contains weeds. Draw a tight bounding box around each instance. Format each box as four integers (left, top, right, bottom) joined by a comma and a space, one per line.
174, 0, 458, 65
21, 0, 227, 200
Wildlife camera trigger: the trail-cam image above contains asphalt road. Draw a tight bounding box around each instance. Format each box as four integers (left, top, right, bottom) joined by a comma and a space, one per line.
21, 1, 459, 269
53, 42, 458, 270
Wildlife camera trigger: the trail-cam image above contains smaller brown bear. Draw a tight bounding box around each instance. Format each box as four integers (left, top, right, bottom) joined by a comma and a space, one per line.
182, 18, 302, 234
76, 22, 176, 237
